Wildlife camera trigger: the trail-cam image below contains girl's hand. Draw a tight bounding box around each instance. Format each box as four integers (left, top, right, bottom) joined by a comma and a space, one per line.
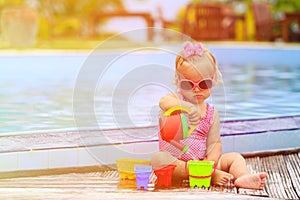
187, 104, 201, 126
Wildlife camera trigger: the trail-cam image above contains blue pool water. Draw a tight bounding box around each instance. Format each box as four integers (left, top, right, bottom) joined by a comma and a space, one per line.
1, 45, 300, 134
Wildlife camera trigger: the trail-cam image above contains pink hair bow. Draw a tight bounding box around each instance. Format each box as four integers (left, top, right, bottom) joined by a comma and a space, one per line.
182, 42, 204, 59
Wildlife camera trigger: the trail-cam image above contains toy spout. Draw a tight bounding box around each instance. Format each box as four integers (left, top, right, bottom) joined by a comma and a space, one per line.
159, 106, 196, 153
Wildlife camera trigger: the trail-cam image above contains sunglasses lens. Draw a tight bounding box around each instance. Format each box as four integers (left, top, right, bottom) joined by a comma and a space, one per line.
180, 80, 194, 90
199, 80, 213, 89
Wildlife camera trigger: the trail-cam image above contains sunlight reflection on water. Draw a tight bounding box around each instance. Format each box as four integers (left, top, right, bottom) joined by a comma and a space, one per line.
1, 47, 300, 134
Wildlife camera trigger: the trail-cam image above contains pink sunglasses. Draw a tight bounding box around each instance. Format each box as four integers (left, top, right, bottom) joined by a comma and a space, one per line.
178, 78, 213, 90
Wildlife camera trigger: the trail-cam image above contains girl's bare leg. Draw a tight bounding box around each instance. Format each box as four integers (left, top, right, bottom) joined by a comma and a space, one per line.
211, 169, 234, 186
150, 151, 188, 180
151, 151, 267, 189
151, 152, 234, 185
218, 152, 267, 190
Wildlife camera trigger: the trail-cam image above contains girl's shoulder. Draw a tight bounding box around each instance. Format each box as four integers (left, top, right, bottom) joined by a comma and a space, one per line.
208, 105, 220, 125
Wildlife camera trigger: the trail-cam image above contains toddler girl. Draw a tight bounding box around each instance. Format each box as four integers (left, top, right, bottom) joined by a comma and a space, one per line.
151, 41, 267, 189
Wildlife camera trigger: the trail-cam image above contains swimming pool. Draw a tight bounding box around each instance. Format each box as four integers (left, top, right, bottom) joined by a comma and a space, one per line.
1, 45, 300, 134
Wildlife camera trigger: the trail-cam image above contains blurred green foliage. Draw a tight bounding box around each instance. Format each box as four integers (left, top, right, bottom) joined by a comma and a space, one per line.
190, 0, 300, 12
271, 0, 300, 12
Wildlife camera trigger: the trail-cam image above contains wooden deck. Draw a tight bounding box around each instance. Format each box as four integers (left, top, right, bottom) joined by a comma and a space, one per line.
0, 116, 299, 199
0, 149, 299, 200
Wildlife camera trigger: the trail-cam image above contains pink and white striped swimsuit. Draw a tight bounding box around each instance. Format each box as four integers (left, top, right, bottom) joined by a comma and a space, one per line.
158, 103, 214, 162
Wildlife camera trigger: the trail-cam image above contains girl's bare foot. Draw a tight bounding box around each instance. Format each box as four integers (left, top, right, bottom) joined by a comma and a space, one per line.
211, 169, 234, 186
234, 172, 267, 190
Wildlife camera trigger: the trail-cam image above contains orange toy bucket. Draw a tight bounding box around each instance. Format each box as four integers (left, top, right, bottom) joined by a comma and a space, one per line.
153, 164, 176, 188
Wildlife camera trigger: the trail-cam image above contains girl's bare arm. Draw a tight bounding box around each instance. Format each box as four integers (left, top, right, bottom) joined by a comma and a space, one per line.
159, 92, 193, 111
205, 110, 222, 164
159, 92, 201, 125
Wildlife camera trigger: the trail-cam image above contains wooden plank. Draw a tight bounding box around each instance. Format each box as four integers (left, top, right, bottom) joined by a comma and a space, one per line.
275, 155, 298, 199
285, 153, 300, 198
239, 157, 268, 197
259, 156, 274, 198
0, 152, 299, 199
261, 155, 287, 199
0, 188, 268, 200
0, 165, 116, 179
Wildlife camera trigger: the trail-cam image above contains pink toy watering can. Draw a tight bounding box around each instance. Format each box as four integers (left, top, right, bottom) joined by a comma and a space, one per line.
159, 106, 195, 153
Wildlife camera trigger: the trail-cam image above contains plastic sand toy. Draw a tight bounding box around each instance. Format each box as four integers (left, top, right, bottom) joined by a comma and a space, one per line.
134, 165, 152, 190
187, 160, 215, 188
116, 158, 151, 189
153, 164, 176, 188
159, 106, 195, 152
116, 158, 150, 180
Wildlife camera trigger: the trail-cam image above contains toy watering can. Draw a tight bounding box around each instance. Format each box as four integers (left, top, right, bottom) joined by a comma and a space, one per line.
159, 106, 196, 153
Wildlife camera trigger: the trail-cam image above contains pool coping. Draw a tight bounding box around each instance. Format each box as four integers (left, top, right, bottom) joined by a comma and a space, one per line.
1, 115, 299, 151
1, 117, 299, 173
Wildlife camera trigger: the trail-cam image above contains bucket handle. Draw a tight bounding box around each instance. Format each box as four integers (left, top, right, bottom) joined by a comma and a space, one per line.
164, 106, 196, 137
185, 161, 217, 179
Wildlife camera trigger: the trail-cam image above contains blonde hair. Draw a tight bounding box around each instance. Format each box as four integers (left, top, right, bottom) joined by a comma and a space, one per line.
175, 47, 222, 86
